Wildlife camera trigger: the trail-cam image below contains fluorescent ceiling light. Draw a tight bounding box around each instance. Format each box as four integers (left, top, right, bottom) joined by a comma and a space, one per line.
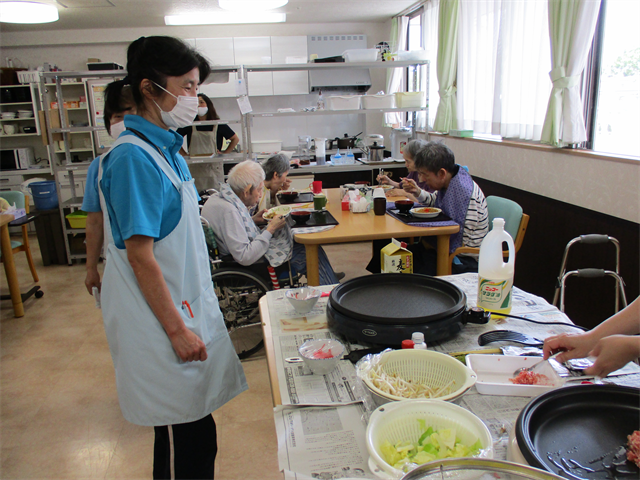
165, 12, 285, 25
218, 0, 288, 11
0, 1, 59, 23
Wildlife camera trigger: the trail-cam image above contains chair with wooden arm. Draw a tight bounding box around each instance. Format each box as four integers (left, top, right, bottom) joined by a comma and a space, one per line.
0, 191, 39, 282
448, 196, 529, 274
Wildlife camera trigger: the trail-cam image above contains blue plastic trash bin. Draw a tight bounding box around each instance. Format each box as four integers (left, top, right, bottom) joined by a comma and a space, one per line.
29, 181, 59, 210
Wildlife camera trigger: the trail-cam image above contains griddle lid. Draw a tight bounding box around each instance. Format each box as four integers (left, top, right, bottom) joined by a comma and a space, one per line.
329, 273, 466, 325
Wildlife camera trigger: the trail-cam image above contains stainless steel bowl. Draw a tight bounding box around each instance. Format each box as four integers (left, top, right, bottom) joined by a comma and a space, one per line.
400, 458, 565, 480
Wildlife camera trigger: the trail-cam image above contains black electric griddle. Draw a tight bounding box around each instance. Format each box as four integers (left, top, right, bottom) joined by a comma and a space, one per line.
327, 273, 489, 347
516, 385, 640, 479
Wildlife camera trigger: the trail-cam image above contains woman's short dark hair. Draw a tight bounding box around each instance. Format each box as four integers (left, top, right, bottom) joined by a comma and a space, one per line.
413, 142, 456, 173
197, 93, 219, 121
261, 154, 290, 181
126, 36, 211, 108
103, 80, 134, 134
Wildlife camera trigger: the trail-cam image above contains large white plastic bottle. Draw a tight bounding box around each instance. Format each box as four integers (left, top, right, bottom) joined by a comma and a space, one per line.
477, 218, 515, 314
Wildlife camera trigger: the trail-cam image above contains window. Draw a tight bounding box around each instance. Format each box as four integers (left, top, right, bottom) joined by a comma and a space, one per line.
592, 0, 640, 157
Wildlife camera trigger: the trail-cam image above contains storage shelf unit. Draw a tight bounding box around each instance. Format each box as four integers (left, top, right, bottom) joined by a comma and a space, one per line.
240, 60, 429, 157
40, 70, 124, 264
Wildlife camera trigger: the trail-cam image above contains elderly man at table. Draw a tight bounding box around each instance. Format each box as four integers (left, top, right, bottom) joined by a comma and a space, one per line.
256, 153, 293, 212
405, 142, 489, 274
201, 160, 341, 285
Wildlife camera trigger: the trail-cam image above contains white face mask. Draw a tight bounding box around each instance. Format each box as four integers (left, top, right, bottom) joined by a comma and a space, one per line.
110, 120, 126, 139
152, 81, 198, 129
197, 106, 208, 117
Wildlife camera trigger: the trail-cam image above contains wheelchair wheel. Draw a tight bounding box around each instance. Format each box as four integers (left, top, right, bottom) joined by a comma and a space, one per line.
212, 268, 270, 360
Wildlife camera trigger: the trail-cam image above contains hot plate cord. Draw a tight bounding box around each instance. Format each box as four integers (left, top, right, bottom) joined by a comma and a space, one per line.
488, 312, 588, 331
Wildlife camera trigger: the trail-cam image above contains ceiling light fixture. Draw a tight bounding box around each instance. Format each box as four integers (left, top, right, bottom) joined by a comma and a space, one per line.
165, 12, 285, 25
0, 1, 59, 24
218, 0, 288, 12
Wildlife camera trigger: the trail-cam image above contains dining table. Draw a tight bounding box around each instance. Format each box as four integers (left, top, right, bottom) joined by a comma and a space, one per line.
293, 188, 460, 285
0, 213, 23, 317
258, 273, 640, 480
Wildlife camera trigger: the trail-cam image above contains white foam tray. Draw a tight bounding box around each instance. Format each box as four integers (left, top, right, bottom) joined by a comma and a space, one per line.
465, 354, 563, 397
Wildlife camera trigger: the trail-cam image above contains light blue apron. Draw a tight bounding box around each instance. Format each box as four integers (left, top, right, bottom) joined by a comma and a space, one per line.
99, 135, 247, 426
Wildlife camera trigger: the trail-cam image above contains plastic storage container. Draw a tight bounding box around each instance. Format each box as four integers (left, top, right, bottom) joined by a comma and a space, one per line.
477, 218, 515, 314
342, 49, 378, 62
251, 140, 282, 153
362, 94, 396, 109
66, 210, 88, 229
326, 95, 362, 111
395, 91, 427, 108
29, 181, 58, 210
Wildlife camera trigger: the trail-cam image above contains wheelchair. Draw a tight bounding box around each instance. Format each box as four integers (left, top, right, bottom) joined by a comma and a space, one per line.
201, 216, 303, 360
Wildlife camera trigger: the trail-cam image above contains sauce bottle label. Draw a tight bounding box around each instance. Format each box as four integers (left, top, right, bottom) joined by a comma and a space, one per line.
477, 276, 513, 310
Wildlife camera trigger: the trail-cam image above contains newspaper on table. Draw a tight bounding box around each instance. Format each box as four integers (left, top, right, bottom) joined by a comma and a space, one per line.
275, 404, 376, 480
453, 389, 531, 461
274, 330, 362, 406
267, 285, 334, 337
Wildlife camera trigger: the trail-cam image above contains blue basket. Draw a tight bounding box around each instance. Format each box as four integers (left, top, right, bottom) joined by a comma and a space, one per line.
29, 181, 58, 210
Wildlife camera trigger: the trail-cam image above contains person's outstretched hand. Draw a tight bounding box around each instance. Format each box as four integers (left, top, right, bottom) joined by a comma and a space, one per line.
584, 334, 640, 377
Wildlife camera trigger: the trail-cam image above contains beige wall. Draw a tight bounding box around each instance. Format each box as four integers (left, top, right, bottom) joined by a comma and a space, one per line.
432, 136, 640, 224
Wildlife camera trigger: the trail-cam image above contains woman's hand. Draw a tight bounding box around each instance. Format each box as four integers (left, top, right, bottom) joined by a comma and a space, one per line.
168, 326, 208, 362
266, 214, 287, 234
85, 268, 101, 295
252, 209, 267, 225
402, 177, 420, 196
376, 174, 399, 188
584, 335, 640, 377
282, 177, 293, 191
543, 332, 597, 363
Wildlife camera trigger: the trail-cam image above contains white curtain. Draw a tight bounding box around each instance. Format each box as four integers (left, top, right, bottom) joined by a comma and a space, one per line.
457, 0, 551, 140
418, 0, 439, 132
540, 0, 602, 146
385, 16, 409, 127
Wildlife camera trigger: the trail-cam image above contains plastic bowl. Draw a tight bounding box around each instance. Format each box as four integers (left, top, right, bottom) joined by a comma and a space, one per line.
359, 349, 477, 406
366, 399, 493, 479
290, 211, 311, 225
277, 191, 298, 204
298, 338, 345, 375
285, 286, 322, 314
395, 200, 414, 213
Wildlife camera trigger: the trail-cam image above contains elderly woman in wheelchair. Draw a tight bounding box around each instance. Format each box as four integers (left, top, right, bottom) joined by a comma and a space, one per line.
201, 159, 339, 286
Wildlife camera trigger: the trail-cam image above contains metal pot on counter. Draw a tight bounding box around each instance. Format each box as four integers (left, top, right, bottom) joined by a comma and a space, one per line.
329, 132, 362, 150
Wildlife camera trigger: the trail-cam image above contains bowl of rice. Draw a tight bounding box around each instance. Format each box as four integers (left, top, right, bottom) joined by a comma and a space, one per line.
357, 349, 477, 406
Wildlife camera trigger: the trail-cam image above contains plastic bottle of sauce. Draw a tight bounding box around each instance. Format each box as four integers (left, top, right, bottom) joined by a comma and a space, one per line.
401, 339, 415, 349
411, 332, 427, 349
477, 217, 515, 314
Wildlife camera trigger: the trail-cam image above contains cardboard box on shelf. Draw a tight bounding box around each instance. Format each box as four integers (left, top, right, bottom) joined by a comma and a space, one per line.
381, 238, 413, 274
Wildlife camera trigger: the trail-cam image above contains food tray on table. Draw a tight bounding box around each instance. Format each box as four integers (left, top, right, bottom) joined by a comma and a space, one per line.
465, 355, 563, 397
277, 191, 313, 204
386, 206, 452, 224
289, 209, 339, 228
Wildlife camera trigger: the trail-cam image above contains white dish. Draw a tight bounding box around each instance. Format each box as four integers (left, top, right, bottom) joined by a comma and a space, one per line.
410, 207, 441, 219
262, 205, 291, 221
465, 354, 564, 397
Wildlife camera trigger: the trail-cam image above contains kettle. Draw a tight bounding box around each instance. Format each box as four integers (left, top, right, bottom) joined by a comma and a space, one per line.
369, 141, 385, 162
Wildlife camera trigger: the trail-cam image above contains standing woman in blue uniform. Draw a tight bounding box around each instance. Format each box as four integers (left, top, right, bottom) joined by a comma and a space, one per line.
98, 36, 247, 479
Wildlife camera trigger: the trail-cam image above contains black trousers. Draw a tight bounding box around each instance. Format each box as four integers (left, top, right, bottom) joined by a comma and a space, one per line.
153, 414, 217, 480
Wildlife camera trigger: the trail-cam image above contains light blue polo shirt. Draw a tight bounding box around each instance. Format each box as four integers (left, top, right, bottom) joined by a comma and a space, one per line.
100, 115, 195, 249
81, 156, 101, 213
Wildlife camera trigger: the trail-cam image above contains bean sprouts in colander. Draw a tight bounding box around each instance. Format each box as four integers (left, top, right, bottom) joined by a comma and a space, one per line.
367, 364, 455, 399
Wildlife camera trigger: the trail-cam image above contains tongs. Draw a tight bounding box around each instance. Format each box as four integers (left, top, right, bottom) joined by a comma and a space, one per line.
478, 330, 544, 347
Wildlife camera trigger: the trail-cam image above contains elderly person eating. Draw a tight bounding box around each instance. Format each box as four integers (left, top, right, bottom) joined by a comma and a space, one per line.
376, 139, 431, 200
201, 160, 341, 285
257, 153, 292, 211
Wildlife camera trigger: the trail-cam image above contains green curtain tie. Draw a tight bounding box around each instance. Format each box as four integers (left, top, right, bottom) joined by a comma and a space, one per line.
439, 85, 457, 98
549, 66, 580, 89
